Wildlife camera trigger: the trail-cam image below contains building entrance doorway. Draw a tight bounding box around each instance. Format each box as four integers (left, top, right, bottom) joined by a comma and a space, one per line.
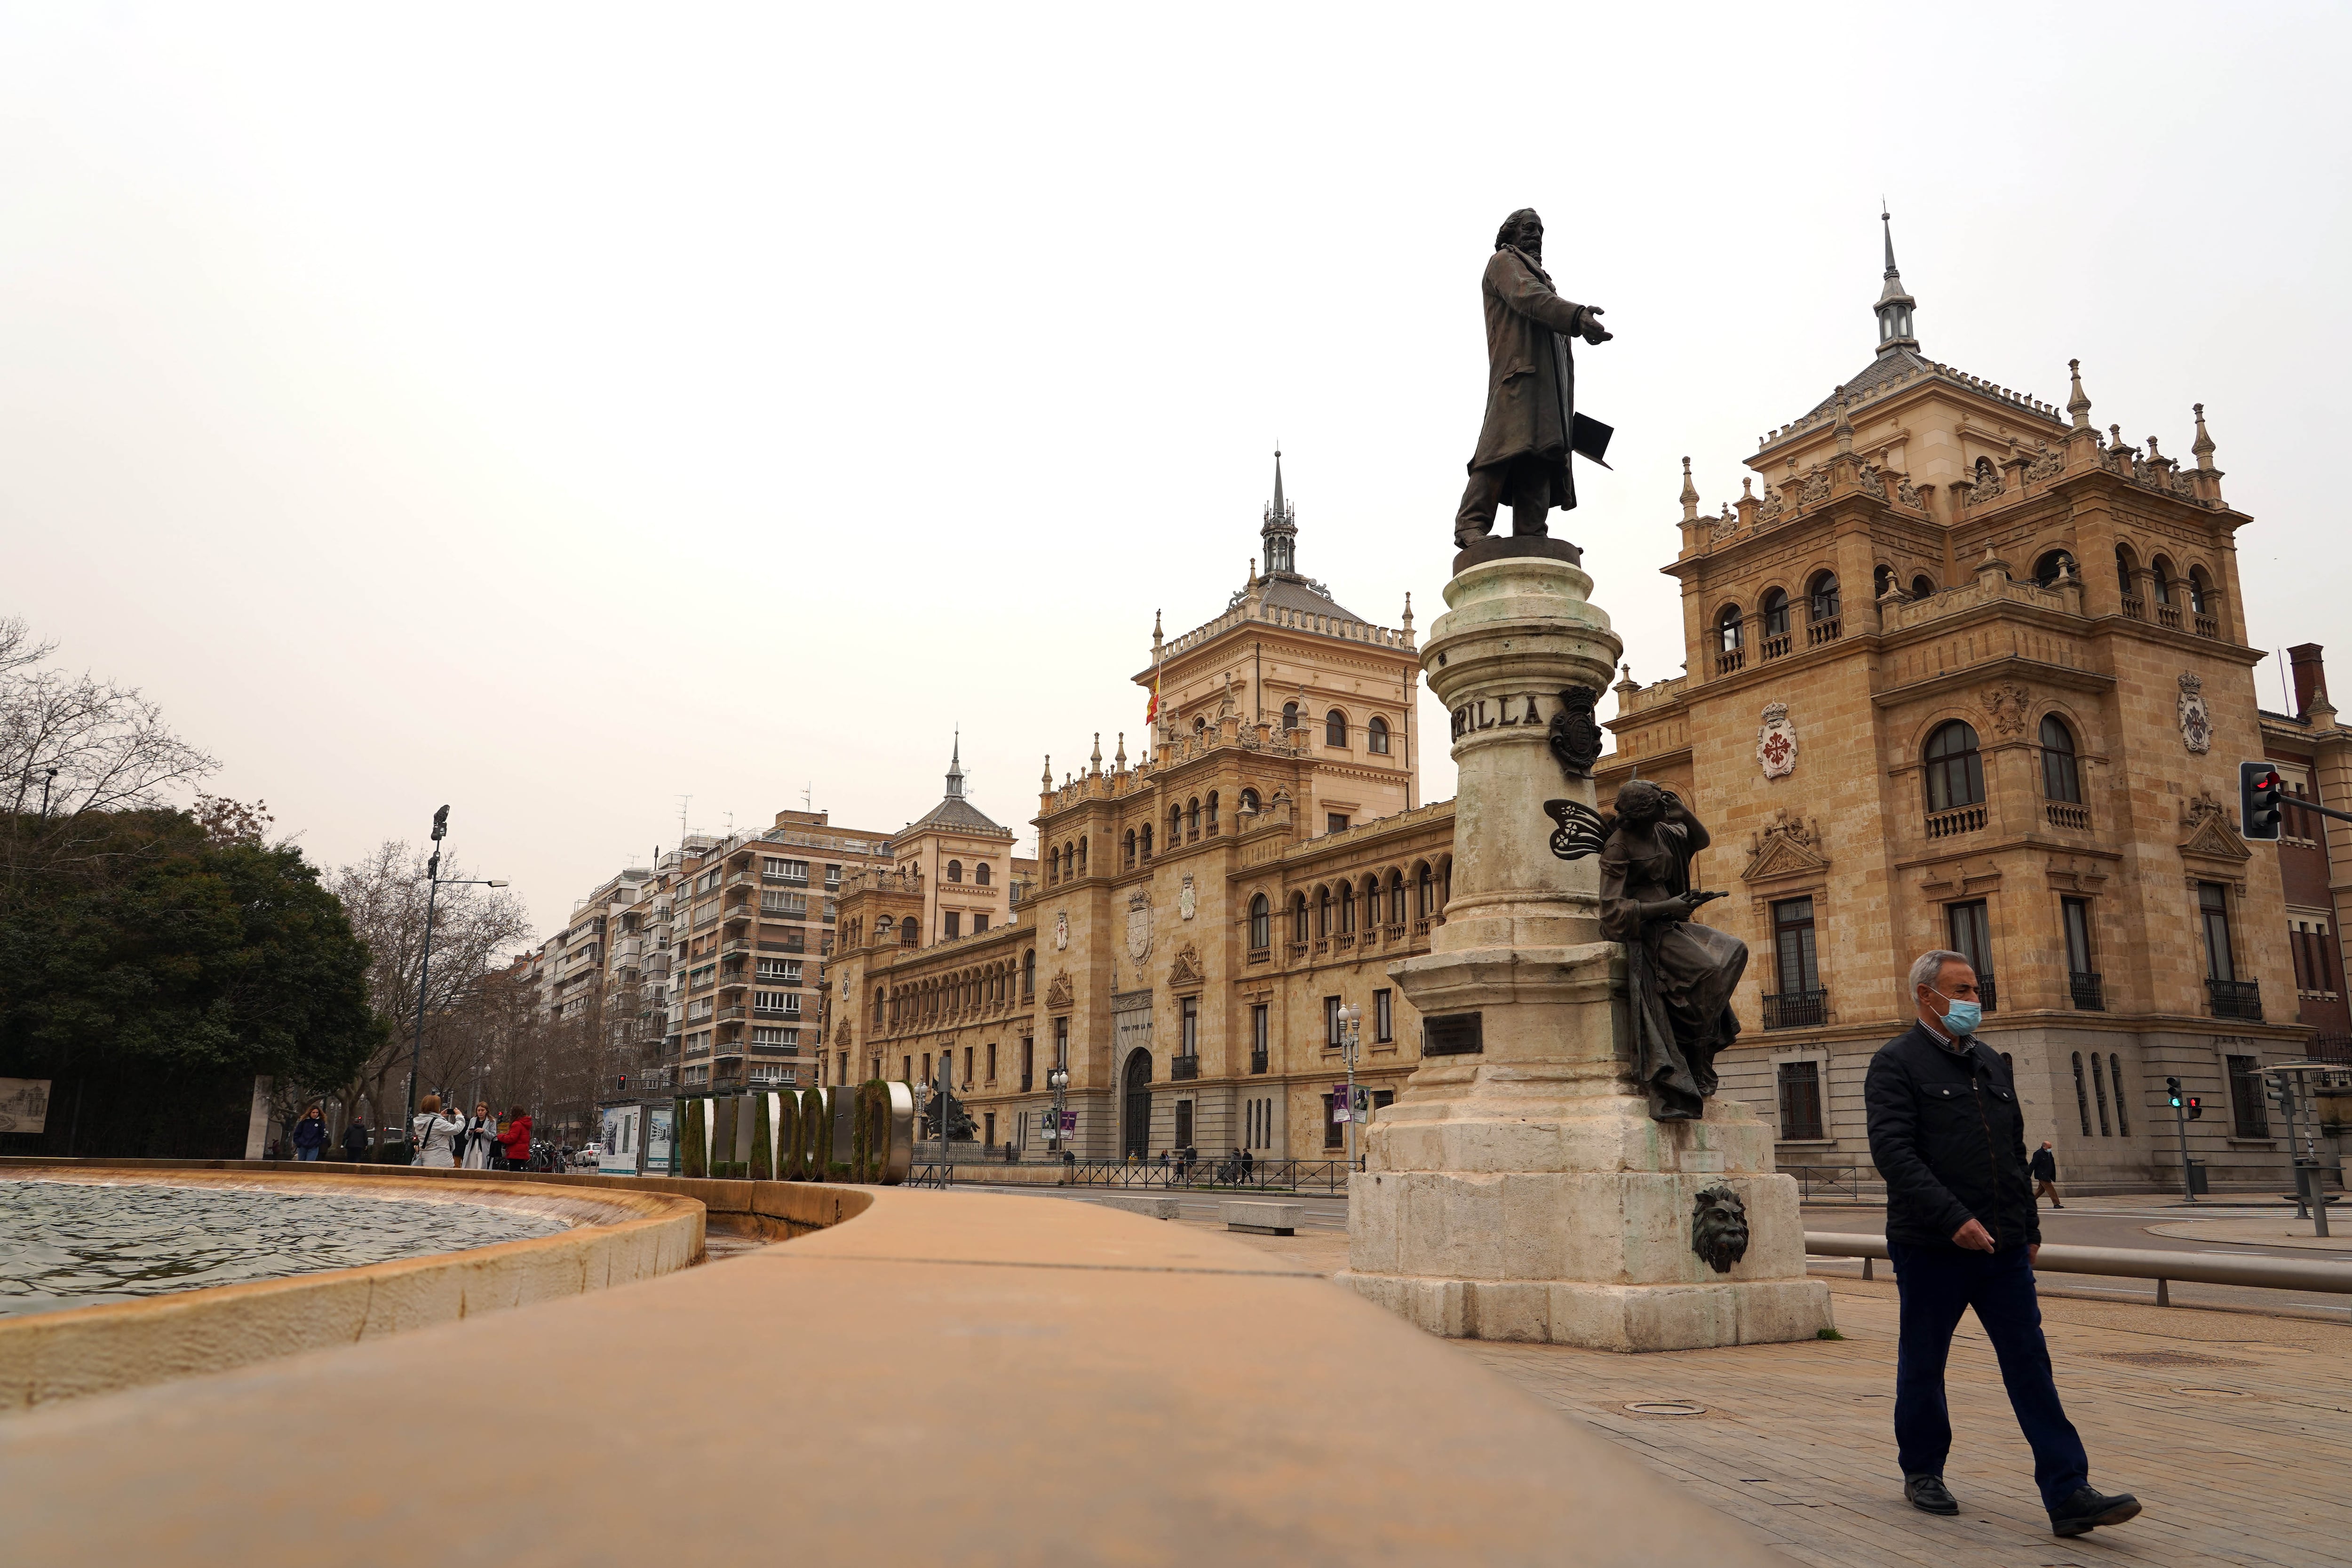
1122, 1051, 1152, 1161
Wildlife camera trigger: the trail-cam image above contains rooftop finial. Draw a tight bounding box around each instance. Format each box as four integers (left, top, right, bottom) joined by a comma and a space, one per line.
1678, 455, 1699, 521
2066, 358, 2093, 430
2191, 402, 2217, 470
1152, 608, 1163, 647
1041, 754, 1051, 790
1874, 207, 1918, 353
1401, 590, 1414, 632
1090, 732, 1102, 775
946, 730, 966, 798
1833, 386, 1856, 454
1114, 732, 1127, 769
1261, 445, 1297, 575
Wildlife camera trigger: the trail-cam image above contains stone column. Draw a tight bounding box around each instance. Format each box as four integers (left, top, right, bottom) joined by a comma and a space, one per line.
1343, 545, 1831, 1352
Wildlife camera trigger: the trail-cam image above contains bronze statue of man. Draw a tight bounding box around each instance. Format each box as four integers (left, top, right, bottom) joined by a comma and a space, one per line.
1455, 208, 1613, 549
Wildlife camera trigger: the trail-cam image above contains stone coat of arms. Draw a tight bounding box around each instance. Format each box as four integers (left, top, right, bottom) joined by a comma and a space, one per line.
2178, 672, 2213, 755
1757, 703, 1799, 780
1179, 873, 1196, 922
1125, 891, 1154, 968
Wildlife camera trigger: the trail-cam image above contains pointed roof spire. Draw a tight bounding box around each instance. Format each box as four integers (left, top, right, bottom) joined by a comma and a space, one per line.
1089, 732, 1102, 775
945, 731, 966, 798
1874, 207, 1918, 354
1272, 445, 1285, 513
1114, 732, 1127, 769
2067, 358, 2093, 429
1679, 455, 1700, 522
1040, 754, 1052, 790
1261, 444, 1297, 575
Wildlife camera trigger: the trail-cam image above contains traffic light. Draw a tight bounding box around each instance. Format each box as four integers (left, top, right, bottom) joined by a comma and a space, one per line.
431, 804, 451, 842
2240, 761, 2283, 841
2185, 1096, 2202, 1121
2166, 1075, 2183, 1109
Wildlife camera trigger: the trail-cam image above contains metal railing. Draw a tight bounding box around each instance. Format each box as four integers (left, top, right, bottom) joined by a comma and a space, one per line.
1250, 1050, 1269, 1075
1977, 973, 1998, 1013
1805, 1231, 2352, 1303
1170, 1054, 1200, 1081
1762, 989, 1829, 1030
1783, 1165, 1866, 1201
1047, 1157, 1362, 1195
2070, 970, 2105, 1011
2208, 978, 2264, 1022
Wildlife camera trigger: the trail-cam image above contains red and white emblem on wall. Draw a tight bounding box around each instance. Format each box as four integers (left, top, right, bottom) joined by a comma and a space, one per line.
1757, 703, 1799, 780
2177, 672, 2213, 755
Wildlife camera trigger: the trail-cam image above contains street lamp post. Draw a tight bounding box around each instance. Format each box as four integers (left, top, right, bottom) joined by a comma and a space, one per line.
1338, 1002, 1362, 1168
400, 805, 509, 1151
1047, 1063, 1069, 1160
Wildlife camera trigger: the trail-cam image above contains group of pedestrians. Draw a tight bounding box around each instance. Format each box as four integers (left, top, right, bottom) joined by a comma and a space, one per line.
409, 1095, 533, 1170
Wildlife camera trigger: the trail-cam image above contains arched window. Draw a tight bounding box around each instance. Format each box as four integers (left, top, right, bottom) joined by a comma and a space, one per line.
902, 919, 919, 947
1248, 893, 1270, 951
1388, 871, 1406, 926
1186, 797, 1200, 840
975, 861, 991, 886
1317, 886, 1332, 938
1416, 862, 1434, 917
1807, 571, 1840, 625
1206, 791, 1220, 832
2114, 543, 2138, 599
1281, 700, 1300, 731
1193, 716, 1207, 736
1077, 837, 1088, 873
1923, 721, 1986, 812
1760, 588, 1790, 638
2150, 555, 2176, 606
1292, 893, 1310, 942
1124, 829, 1136, 867
2032, 549, 2076, 588
2040, 715, 2082, 803
1140, 824, 1153, 860
1716, 604, 1744, 652
1023, 949, 1035, 998
2188, 567, 2212, 615
1873, 564, 1895, 600
1339, 881, 1355, 933
1910, 573, 1935, 601
1240, 788, 1260, 813
876, 914, 895, 943
946, 859, 962, 883
873, 986, 884, 1027
1325, 709, 1349, 748
1367, 716, 1391, 755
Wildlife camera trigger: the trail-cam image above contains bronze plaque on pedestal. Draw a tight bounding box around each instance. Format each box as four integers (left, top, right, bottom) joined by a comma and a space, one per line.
1422, 1012, 1484, 1057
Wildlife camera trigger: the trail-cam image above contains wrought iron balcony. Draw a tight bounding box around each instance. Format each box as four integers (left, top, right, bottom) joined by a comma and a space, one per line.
1761, 989, 1829, 1030
2069, 971, 2105, 1011
1976, 973, 1997, 1013
1170, 1054, 1200, 1081
2207, 978, 2263, 1022
1250, 1049, 1269, 1075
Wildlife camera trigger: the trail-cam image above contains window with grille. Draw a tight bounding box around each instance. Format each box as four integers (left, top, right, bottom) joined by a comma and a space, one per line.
1375, 988, 1393, 1043
2227, 1055, 2270, 1138
1776, 1060, 1825, 1141
1772, 898, 1819, 993
2199, 883, 2235, 981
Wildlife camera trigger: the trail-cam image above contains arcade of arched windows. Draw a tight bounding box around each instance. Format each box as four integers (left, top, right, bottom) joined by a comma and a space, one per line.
874, 954, 1027, 1038
1262, 856, 1452, 961
1709, 570, 1845, 675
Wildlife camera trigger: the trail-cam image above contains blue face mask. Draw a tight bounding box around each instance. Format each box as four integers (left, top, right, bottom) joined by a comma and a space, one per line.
1936, 993, 1983, 1036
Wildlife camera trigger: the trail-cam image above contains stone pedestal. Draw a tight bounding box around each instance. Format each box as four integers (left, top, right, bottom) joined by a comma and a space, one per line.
1342, 548, 1831, 1351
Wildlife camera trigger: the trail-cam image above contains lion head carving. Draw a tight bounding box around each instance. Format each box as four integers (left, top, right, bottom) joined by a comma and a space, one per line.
1690, 1185, 1751, 1274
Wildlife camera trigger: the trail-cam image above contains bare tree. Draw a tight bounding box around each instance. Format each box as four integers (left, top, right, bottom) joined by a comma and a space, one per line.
0, 615, 219, 895
329, 840, 534, 1143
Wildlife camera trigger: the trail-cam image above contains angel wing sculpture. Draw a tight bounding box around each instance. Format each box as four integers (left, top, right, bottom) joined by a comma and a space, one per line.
1542, 797, 1607, 861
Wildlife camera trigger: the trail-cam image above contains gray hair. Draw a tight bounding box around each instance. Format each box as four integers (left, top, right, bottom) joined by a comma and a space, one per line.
1909, 949, 1972, 995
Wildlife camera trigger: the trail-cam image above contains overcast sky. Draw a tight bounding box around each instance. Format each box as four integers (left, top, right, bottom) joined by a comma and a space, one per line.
4, 4, 2345, 944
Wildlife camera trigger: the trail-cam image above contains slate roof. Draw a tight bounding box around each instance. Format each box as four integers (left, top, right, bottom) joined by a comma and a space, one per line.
905, 794, 1013, 837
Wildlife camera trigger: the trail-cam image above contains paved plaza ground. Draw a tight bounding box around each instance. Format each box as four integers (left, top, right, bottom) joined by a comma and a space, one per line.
1147, 1204, 2351, 1567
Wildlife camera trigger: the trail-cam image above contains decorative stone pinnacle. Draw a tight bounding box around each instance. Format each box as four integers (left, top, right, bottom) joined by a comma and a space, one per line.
2066, 358, 2092, 429
1678, 455, 1699, 521
2192, 403, 2217, 469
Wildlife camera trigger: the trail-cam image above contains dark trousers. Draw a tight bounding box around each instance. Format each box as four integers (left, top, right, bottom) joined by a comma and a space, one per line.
1454, 455, 1559, 541
1888, 1241, 2088, 1509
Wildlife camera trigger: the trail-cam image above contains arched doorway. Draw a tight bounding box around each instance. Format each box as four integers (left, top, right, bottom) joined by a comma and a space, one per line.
1122, 1050, 1152, 1161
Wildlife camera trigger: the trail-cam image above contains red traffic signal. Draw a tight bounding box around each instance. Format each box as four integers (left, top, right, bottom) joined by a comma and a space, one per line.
2240, 760, 2284, 841
2185, 1095, 2203, 1121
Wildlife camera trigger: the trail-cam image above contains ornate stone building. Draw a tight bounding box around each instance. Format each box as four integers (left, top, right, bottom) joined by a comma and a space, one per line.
830, 227, 2327, 1188
831, 461, 1452, 1160
1597, 218, 2310, 1185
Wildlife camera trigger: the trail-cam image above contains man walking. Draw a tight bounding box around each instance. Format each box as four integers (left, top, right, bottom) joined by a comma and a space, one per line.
2030, 1141, 2064, 1208
1865, 949, 2140, 1539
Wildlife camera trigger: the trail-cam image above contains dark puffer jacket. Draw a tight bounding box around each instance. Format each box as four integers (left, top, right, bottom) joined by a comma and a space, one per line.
1864, 1022, 2040, 1251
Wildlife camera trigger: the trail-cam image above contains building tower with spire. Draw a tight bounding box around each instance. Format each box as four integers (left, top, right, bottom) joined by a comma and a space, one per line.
1608, 213, 2293, 1192
1262, 447, 1297, 576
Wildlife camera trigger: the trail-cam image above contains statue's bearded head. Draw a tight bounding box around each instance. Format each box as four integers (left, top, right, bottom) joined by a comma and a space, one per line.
1613, 780, 1667, 826
1495, 207, 1543, 261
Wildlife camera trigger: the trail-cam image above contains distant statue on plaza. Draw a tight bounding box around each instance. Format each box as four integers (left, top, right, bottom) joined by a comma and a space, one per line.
1597, 780, 1744, 1121
1455, 207, 1615, 550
